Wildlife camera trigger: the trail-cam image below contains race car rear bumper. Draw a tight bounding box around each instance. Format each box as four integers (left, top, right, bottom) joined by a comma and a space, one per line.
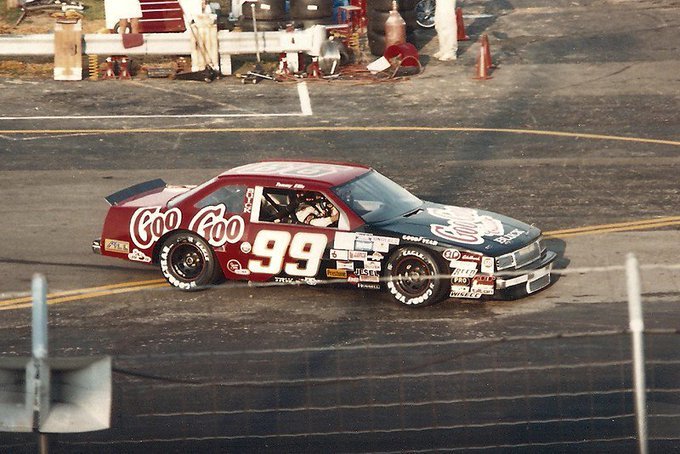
495, 250, 557, 294
92, 238, 102, 255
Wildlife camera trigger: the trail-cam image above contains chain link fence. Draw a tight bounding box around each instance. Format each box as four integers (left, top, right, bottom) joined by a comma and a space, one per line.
1, 330, 678, 453
1, 262, 679, 453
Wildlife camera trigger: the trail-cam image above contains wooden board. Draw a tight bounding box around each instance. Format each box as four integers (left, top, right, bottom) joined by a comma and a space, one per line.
54, 20, 82, 81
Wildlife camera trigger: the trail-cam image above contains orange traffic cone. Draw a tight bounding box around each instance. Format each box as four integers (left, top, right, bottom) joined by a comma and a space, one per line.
481, 33, 495, 69
473, 44, 492, 80
456, 7, 469, 41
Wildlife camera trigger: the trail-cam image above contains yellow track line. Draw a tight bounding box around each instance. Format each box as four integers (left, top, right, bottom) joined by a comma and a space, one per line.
546, 220, 680, 239
0, 283, 168, 311
545, 216, 680, 237
0, 278, 166, 307
0, 126, 678, 146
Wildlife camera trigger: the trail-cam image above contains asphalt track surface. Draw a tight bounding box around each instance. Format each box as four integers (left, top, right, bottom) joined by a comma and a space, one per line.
0, 0, 679, 452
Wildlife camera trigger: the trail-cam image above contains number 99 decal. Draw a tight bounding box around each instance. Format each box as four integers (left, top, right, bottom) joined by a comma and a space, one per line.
248, 231, 328, 277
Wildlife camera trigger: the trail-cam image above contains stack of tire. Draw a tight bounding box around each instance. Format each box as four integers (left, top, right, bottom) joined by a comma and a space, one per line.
367, 0, 418, 56
240, 0, 287, 31
290, 0, 334, 29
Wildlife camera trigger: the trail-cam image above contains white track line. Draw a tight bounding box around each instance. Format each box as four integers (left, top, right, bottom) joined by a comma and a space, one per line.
297, 81, 313, 116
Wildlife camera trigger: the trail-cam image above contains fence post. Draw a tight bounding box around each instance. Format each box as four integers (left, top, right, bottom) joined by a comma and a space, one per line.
626, 253, 648, 454
32, 274, 50, 454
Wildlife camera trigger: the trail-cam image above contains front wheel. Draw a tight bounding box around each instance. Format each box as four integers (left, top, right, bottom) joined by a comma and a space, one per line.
385, 247, 449, 307
159, 232, 221, 291
415, 0, 436, 28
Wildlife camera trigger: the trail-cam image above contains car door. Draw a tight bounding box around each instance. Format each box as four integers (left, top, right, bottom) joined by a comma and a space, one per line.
242, 186, 350, 283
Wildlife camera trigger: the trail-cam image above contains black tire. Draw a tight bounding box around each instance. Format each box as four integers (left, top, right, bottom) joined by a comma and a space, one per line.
367, 29, 386, 56
242, 0, 286, 21
385, 247, 449, 307
369, 0, 418, 12
290, 0, 333, 19
159, 232, 221, 291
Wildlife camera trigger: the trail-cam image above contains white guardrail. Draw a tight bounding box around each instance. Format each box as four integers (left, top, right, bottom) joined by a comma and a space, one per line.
0, 26, 326, 75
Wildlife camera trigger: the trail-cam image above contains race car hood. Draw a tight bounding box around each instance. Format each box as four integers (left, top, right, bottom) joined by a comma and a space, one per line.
372, 202, 542, 256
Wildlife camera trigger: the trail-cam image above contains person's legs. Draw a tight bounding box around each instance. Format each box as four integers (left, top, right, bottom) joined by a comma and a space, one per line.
130, 18, 140, 34
117, 18, 129, 34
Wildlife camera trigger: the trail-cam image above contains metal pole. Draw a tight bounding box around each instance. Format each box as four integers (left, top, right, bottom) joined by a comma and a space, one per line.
32, 274, 49, 454
626, 254, 648, 454
251, 3, 261, 63
32, 274, 48, 360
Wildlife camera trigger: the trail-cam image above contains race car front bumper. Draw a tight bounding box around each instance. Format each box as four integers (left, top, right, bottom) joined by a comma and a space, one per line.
92, 238, 102, 255
495, 250, 557, 294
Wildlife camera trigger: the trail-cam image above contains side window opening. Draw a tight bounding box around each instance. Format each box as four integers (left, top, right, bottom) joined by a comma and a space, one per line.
257, 188, 340, 228
195, 185, 247, 212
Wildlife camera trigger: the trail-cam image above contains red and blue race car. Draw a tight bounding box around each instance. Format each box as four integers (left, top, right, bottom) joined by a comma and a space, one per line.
93, 160, 556, 307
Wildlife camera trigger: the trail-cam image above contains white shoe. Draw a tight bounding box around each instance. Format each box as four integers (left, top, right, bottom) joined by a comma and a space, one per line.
438, 53, 457, 61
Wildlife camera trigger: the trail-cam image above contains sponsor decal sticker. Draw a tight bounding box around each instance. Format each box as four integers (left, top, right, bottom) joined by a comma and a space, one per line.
240, 241, 252, 254
471, 275, 495, 295
189, 205, 245, 248
333, 232, 356, 250
402, 234, 438, 246
327, 268, 348, 278
347, 274, 360, 285
227, 259, 251, 276
442, 248, 460, 261
450, 290, 483, 299
104, 239, 130, 254
237, 162, 343, 178
481, 257, 494, 274
450, 260, 478, 278
451, 283, 470, 293
336, 261, 355, 271
330, 249, 349, 260
493, 228, 528, 245
428, 205, 504, 245
130, 207, 182, 249
355, 240, 373, 251
358, 268, 380, 283
244, 188, 255, 214
349, 250, 368, 261
357, 283, 381, 290
128, 248, 151, 263
368, 252, 384, 261
274, 276, 297, 284
363, 261, 381, 271
372, 240, 389, 253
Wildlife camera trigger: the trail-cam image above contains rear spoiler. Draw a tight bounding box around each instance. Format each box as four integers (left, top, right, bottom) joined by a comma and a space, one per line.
105, 179, 167, 206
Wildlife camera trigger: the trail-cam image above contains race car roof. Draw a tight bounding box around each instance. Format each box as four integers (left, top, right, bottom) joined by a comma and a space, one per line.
220, 160, 372, 186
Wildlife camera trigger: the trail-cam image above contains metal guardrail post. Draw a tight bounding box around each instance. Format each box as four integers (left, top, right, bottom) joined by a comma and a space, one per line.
626, 253, 648, 454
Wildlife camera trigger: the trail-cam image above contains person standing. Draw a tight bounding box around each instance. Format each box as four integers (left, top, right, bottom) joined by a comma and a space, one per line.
433, 0, 457, 61
105, 0, 143, 34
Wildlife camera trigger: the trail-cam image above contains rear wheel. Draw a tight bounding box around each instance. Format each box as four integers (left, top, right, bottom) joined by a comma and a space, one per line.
159, 232, 221, 291
415, 0, 435, 28
385, 247, 448, 307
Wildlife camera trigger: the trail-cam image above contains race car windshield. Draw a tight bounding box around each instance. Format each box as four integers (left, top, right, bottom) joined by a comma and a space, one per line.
333, 170, 422, 223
